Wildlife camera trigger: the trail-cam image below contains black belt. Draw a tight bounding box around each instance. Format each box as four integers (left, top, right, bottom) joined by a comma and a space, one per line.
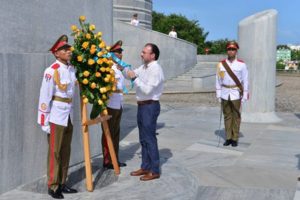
137, 100, 159, 105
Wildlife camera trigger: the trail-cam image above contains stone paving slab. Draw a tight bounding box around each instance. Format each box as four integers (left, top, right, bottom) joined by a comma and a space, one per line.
1, 105, 300, 200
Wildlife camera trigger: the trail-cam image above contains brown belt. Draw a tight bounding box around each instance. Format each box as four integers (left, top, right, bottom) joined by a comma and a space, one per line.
113, 89, 123, 93
137, 100, 159, 105
52, 96, 72, 103
222, 84, 238, 88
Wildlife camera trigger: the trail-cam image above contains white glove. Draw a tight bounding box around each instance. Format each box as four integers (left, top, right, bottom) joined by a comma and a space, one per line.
42, 125, 50, 134
217, 98, 222, 103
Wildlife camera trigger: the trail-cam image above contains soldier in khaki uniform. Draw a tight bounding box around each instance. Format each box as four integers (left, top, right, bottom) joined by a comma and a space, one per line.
101, 40, 127, 169
37, 35, 78, 199
216, 41, 249, 147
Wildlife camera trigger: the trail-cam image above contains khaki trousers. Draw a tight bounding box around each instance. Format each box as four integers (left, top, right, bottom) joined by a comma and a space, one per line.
101, 107, 123, 164
47, 118, 73, 191
222, 99, 241, 141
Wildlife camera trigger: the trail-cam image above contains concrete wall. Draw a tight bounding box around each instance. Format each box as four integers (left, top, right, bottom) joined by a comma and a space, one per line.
0, 0, 113, 194
113, 0, 152, 29
113, 20, 197, 79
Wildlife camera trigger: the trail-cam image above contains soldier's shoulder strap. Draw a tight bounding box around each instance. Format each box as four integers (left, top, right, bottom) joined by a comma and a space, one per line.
221, 60, 243, 93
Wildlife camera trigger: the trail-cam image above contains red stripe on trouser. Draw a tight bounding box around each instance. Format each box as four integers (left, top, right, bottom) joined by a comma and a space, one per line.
48, 123, 56, 187
102, 135, 110, 164
41, 114, 45, 126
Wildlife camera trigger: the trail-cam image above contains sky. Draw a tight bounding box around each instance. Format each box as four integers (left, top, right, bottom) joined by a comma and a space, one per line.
153, 0, 300, 45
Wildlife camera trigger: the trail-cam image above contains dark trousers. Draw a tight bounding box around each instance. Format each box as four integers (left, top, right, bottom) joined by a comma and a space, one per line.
47, 118, 73, 191
222, 98, 241, 141
137, 101, 160, 174
101, 107, 123, 164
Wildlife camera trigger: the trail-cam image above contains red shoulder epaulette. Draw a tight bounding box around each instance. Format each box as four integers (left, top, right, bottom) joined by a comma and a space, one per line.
220, 59, 226, 62
237, 59, 244, 63
51, 63, 60, 69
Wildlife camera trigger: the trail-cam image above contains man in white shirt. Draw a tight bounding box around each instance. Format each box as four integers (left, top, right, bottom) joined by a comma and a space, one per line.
216, 41, 249, 147
37, 35, 78, 199
127, 43, 164, 181
101, 40, 127, 169
168, 26, 177, 38
130, 13, 139, 26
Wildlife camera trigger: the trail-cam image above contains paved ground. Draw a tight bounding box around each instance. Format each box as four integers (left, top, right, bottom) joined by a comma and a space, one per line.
1, 75, 299, 200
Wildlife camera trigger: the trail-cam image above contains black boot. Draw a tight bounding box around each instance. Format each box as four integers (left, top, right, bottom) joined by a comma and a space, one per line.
61, 184, 78, 193
223, 139, 232, 146
48, 188, 64, 199
231, 140, 238, 147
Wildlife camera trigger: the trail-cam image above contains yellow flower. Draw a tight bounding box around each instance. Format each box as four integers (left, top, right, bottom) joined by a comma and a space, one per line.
90, 48, 96, 54
83, 97, 89, 104
112, 86, 116, 91
100, 67, 106, 72
77, 55, 83, 62
106, 85, 111, 91
97, 32, 102, 37
104, 77, 110, 83
95, 72, 101, 77
110, 69, 115, 75
90, 82, 96, 89
71, 25, 78, 32
97, 59, 103, 64
82, 41, 89, 49
91, 44, 96, 49
102, 94, 107, 100
83, 71, 90, 77
102, 109, 108, 115
105, 67, 111, 72
82, 78, 89, 85
86, 33, 91, 40
111, 77, 115, 82
70, 46, 75, 52
97, 51, 103, 57
99, 41, 106, 49
98, 99, 103, 105
106, 74, 111, 80
89, 24, 96, 31
79, 15, 86, 22
106, 46, 111, 51
88, 59, 95, 65
100, 87, 107, 93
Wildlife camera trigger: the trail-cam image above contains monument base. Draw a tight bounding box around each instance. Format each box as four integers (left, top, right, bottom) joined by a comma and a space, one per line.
242, 111, 281, 123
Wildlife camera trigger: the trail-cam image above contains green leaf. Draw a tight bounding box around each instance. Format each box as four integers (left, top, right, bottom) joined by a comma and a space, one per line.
90, 104, 101, 119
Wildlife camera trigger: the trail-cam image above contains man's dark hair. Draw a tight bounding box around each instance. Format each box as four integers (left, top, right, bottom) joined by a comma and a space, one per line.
145, 43, 160, 60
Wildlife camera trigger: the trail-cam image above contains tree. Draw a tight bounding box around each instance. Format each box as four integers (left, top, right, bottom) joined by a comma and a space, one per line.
291, 49, 300, 61
204, 39, 231, 54
152, 11, 208, 54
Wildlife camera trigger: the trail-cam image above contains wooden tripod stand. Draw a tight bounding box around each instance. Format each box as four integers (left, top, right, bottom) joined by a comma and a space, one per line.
80, 98, 120, 192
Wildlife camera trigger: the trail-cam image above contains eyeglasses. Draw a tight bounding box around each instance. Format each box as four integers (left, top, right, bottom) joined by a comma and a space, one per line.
227, 48, 237, 51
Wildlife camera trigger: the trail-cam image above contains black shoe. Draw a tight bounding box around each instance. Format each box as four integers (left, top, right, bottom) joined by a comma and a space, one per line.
103, 163, 114, 169
223, 139, 232, 146
231, 141, 238, 147
48, 188, 64, 199
118, 162, 127, 167
61, 184, 78, 193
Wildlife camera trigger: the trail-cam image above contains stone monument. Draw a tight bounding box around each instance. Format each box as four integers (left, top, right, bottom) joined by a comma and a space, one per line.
238, 9, 281, 123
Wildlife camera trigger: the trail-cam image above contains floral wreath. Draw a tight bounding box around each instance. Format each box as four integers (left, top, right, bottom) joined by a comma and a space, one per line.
70, 16, 116, 119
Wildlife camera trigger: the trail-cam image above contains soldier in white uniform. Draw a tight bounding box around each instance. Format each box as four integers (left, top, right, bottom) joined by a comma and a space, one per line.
37, 35, 78, 199
101, 40, 127, 169
216, 41, 248, 147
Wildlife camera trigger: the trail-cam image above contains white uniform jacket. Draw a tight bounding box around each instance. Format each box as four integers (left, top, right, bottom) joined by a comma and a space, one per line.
37, 60, 77, 132
216, 59, 249, 101
107, 64, 125, 110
